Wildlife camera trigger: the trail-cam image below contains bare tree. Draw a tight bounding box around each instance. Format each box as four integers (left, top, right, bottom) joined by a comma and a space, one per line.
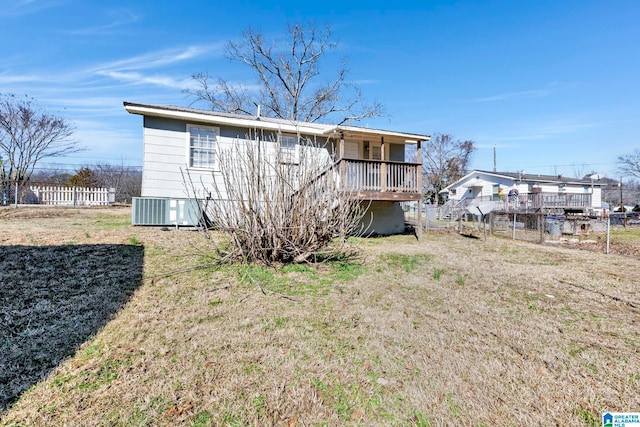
93, 162, 142, 203
24, 162, 141, 204
0, 94, 79, 190
601, 177, 640, 210
185, 23, 383, 124
618, 149, 640, 179
185, 132, 369, 264
422, 133, 475, 203
29, 168, 72, 186
571, 163, 597, 179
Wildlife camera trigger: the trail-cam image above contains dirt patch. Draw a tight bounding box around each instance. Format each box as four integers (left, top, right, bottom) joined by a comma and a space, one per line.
0, 205, 129, 220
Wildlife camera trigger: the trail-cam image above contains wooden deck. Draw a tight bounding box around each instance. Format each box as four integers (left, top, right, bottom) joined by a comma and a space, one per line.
338, 159, 421, 202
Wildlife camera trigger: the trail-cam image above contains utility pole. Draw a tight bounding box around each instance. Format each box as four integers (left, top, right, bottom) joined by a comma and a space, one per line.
493, 145, 496, 172
619, 178, 623, 212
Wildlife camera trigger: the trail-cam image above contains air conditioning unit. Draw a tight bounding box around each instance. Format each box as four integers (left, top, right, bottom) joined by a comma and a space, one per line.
132, 197, 202, 226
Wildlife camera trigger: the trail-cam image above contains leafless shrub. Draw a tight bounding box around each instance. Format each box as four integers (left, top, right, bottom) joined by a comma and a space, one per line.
185, 131, 369, 264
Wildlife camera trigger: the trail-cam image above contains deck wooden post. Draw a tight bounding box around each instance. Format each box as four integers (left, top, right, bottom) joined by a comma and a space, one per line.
339, 132, 346, 188
338, 133, 347, 238
380, 137, 387, 192
416, 140, 423, 240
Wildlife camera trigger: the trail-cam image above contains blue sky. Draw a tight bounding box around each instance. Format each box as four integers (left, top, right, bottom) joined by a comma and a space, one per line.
1, 0, 638, 179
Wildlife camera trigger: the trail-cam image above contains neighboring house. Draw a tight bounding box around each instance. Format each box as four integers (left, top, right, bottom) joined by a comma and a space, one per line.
124, 102, 429, 235
612, 205, 636, 211
441, 170, 606, 216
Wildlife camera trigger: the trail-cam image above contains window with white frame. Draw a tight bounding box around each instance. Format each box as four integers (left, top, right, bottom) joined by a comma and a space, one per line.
278, 134, 299, 164
188, 125, 219, 168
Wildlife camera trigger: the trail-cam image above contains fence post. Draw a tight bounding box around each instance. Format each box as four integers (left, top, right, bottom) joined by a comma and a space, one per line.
425, 206, 430, 233
417, 199, 423, 241
483, 215, 487, 241
539, 213, 545, 243
512, 212, 516, 240
606, 216, 611, 254
489, 212, 493, 235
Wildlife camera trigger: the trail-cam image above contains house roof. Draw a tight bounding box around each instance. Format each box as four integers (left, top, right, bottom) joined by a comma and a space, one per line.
442, 169, 607, 192
475, 170, 605, 185
124, 102, 430, 145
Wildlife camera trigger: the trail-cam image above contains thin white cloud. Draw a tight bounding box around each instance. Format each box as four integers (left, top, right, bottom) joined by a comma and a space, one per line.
93, 44, 224, 73
73, 43, 228, 92
353, 79, 381, 85
66, 8, 141, 36
471, 89, 551, 102
62, 120, 143, 162
99, 71, 194, 90
0, 73, 41, 84
40, 97, 131, 120
8, 0, 35, 9
45, 96, 126, 108
0, 0, 64, 16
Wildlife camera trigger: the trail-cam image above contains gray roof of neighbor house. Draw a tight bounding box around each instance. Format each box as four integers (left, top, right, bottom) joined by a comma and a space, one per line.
474, 170, 606, 186
441, 169, 607, 192
124, 102, 430, 145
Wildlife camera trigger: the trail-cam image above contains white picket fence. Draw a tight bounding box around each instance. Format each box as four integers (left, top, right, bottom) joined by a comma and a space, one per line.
28, 186, 116, 206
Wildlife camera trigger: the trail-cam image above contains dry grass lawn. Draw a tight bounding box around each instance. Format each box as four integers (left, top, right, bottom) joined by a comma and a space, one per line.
1, 206, 639, 426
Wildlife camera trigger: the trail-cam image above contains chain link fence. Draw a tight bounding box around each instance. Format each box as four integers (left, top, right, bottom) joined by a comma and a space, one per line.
402, 200, 640, 257
488, 212, 606, 242
486, 211, 640, 256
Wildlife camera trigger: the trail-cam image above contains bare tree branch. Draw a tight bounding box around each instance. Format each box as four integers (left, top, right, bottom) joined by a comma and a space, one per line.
184, 23, 383, 124
422, 133, 475, 203
0, 94, 80, 187
618, 149, 640, 179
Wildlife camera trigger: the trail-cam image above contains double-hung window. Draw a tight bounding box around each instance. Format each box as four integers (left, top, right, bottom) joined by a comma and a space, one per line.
278, 134, 299, 164
188, 125, 218, 168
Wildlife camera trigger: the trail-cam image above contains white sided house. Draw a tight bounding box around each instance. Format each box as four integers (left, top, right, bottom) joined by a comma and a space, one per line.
441, 170, 605, 217
124, 102, 429, 235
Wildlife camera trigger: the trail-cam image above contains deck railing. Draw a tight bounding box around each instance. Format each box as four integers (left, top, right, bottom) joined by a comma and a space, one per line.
339, 159, 420, 193
529, 193, 592, 208
454, 192, 594, 213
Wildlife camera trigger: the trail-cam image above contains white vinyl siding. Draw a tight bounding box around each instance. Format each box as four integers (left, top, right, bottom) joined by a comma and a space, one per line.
189, 125, 219, 169
344, 141, 359, 159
